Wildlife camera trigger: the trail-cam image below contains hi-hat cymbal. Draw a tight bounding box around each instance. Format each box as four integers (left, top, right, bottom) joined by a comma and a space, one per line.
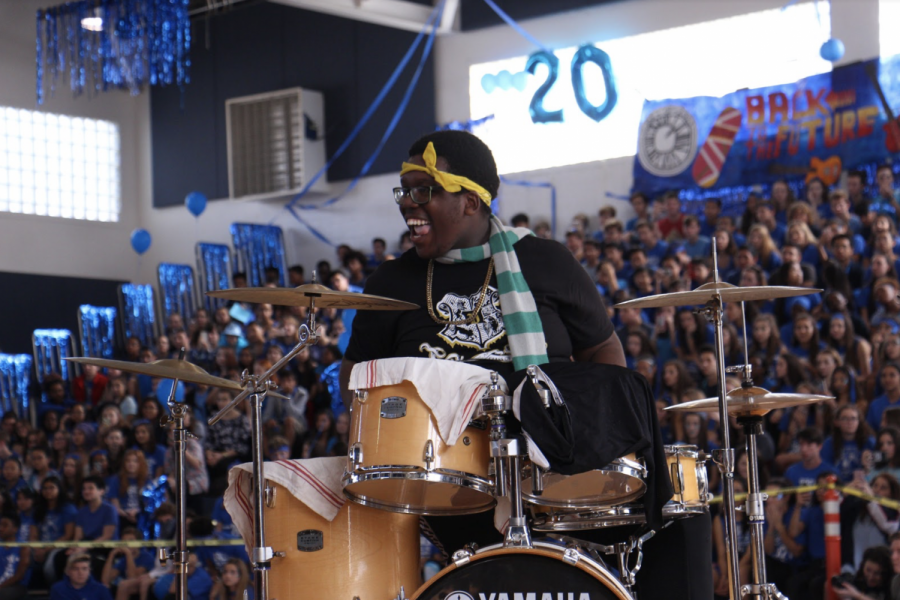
65, 357, 242, 391
207, 284, 419, 310
615, 282, 821, 310
664, 386, 832, 417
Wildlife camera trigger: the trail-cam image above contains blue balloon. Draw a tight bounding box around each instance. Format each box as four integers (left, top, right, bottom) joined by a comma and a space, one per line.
820, 38, 845, 62
185, 191, 207, 217
571, 44, 618, 122
130, 228, 152, 255
526, 50, 564, 124
496, 70, 513, 91
512, 71, 529, 92
481, 74, 497, 94
156, 379, 184, 404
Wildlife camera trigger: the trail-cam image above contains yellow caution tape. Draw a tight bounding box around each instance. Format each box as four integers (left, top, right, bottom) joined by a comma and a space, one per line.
707, 482, 900, 511
0, 538, 245, 549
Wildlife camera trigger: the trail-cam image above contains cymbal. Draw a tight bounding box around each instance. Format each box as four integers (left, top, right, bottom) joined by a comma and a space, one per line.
207, 284, 419, 310
615, 282, 820, 310
664, 386, 832, 417
65, 357, 243, 391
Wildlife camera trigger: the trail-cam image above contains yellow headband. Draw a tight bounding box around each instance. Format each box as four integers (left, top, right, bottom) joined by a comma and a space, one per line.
400, 142, 493, 206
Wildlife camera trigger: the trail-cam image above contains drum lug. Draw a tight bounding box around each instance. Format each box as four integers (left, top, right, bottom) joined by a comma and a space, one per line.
349, 443, 363, 466
562, 547, 580, 566
265, 481, 277, 508
423, 440, 435, 471
452, 547, 474, 566
355, 389, 368, 404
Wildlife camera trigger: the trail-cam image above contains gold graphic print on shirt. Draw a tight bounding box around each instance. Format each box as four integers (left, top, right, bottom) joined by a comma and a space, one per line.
418, 286, 510, 362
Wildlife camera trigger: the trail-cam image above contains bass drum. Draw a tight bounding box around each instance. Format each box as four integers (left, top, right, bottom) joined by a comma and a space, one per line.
411, 541, 633, 600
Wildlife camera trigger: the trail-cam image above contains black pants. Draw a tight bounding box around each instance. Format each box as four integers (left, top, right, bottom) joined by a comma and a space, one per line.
425, 511, 713, 600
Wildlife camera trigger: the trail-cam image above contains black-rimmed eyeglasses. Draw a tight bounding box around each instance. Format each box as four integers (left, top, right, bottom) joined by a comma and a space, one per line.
392, 186, 443, 205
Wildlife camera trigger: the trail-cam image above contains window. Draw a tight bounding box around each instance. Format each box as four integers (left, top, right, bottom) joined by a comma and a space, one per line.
880, 0, 900, 57
469, 2, 832, 174
0, 108, 120, 222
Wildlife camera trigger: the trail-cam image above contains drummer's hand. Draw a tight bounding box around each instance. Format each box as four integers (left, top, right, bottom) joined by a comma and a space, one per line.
833, 582, 861, 599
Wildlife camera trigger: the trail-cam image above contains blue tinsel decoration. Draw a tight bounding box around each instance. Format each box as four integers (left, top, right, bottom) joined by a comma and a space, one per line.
231, 223, 287, 287
157, 263, 197, 326
0, 354, 33, 416
32, 329, 74, 383
36, 0, 191, 104
79, 305, 117, 359
196, 243, 232, 311
119, 283, 158, 347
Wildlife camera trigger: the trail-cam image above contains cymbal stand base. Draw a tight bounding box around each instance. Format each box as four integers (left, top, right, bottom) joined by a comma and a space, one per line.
741, 583, 787, 600
738, 415, 775, 600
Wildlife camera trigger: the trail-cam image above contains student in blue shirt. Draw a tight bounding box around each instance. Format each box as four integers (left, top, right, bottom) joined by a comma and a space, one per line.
71, 475, 119, 580
153, 553, 212, 600
14, 489, 36, 544
820, 406, 876, 483
785, 428, 837, 491
108, 450, 148, 529
1, 459, 28, 503
35, 476, 77, 585
100, 527, 155, 593
868, 363, 900, 433
764, 478, 807, 595
0, 514, 30, 599
134, 420, 166, 479
50, 553, 112, 600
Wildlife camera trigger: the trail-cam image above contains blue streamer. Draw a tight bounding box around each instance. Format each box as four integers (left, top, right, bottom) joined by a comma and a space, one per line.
0, 354, 32, 417
437, 115, 495, 132
231, 224, 287, 287
119, 284, 158, 347
36, 0, 190, 104
140, 475, 168, 540
480, 0, 551, 53
499, 176, 557, 239
158, 264, 197, 325
604, 191, 631, 201
32, 329, 74, 384
283, 2, 444, 212
197, 243, 232, 312
79, 305, 117, 359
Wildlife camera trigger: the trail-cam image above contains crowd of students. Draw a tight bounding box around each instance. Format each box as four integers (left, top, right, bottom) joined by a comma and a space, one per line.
11, 165, 900, 598
563, 166, 900, 600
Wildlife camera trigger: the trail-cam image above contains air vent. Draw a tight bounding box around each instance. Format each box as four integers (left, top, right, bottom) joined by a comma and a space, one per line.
226, 87, 327, 200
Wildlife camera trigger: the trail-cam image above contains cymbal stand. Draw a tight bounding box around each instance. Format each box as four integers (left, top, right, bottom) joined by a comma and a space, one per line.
156, 350, 193, 600
695, 242, 742, 600
481, 372, 531, 549
731, 302, 785, 600
208, 302, 319, 600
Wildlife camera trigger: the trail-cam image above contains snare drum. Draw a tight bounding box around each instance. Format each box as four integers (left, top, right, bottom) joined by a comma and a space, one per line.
343, 380, 495, 515
411, 540, 632, 600
530, 445, 709, 532
521, 454, 647, 510
264, 479, 422, 599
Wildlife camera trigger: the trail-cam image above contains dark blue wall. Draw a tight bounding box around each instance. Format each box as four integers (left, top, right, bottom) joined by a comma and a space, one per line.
460, 0, 624, 31
151, 3, 436, 207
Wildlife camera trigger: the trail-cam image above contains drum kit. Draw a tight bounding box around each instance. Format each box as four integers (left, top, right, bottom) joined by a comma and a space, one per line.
65, 245, 832, 600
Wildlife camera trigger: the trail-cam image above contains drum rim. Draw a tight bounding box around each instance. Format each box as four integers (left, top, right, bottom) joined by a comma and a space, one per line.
343, 469, 497, 516
664, 443, 701, 459
522, 461, 647, 509
410, 540, 633, 600
531, 504, 647, 532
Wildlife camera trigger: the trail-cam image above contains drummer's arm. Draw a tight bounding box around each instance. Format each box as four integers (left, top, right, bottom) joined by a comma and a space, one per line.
340, 360, 357, 412
573, 335, 626, 368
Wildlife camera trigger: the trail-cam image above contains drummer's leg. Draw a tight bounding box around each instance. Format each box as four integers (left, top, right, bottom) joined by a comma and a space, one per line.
635, 513, 714, 600
422, 511, 503, 559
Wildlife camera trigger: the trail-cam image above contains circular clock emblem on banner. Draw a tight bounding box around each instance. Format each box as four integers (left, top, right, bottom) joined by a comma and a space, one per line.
637, 105, 698, 177
445, 593, 474, 600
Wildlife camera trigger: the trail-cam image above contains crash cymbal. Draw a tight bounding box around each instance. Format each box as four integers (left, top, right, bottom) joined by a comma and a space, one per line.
207, 284, 419, 310
664, 386, 832, 417
615, 282, 820, 310
65, 357, 243, 391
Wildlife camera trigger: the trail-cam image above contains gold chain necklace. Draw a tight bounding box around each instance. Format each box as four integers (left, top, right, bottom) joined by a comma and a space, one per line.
426, 258, 494, 325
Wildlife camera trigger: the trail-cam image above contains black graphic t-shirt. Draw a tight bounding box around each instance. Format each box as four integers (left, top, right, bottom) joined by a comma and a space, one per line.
345, 235, 615, 381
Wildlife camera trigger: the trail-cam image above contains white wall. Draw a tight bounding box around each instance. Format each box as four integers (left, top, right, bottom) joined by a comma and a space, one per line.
0, 0, 884, 285
0, 1, 145, 282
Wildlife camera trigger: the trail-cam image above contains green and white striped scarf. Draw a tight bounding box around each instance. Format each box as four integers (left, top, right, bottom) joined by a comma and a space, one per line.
435, 215, 549, 371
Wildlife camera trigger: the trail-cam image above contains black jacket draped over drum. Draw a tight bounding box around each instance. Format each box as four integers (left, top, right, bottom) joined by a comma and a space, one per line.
508, 362, 673, 531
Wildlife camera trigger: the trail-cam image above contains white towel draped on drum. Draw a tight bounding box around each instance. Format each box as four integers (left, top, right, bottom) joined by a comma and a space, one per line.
349, 357, 507, 446
224, 457, 347, 553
